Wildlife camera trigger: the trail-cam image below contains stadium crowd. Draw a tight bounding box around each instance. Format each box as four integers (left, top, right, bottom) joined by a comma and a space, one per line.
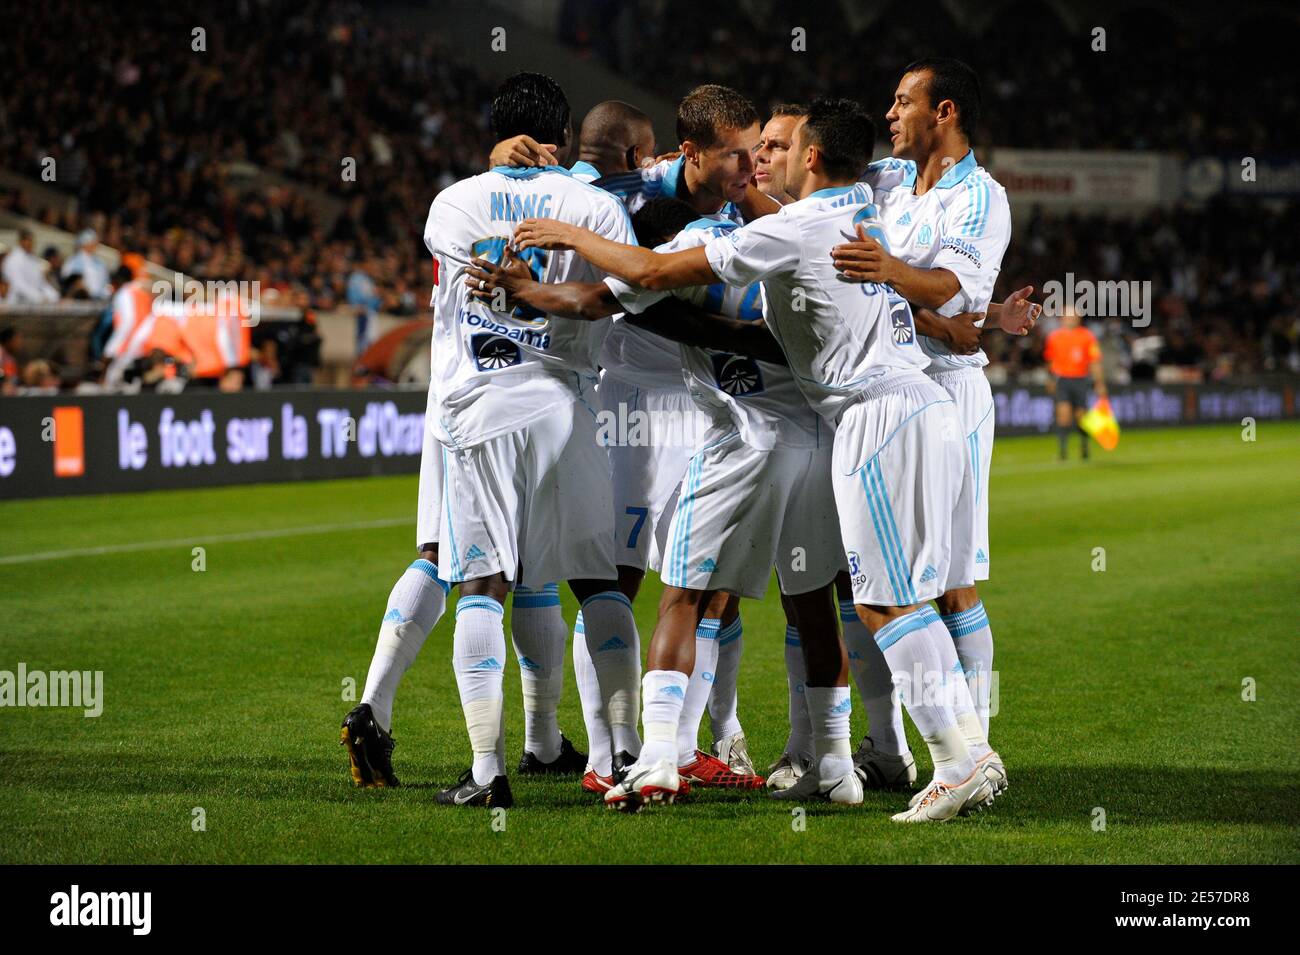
2, 0, 1296, 393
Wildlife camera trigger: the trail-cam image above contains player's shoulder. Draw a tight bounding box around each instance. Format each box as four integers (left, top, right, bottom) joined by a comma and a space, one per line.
861, 157, 915, 192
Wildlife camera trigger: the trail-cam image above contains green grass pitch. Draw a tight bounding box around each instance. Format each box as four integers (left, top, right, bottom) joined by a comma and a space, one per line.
1, 423, 1297, 864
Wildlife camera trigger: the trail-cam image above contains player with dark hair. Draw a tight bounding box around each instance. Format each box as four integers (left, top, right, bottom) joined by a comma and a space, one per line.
829, 58, 1038, 804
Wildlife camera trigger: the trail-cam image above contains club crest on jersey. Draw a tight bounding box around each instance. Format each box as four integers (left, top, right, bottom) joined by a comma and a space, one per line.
889, 299, 915, 345
711, 353, 764, 396
916, 223, 933, 247
471, 333, 522, 371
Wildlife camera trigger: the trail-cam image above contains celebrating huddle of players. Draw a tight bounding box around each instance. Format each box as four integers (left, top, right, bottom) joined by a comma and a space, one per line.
341, 58, 1042, 821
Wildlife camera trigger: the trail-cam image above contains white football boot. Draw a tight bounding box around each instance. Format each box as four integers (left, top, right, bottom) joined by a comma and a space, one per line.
977, 750, 1008, 798
852, 736, 918, 790
769, 765, 863, 805
905, 749, 1007, 809
891, 769, 992, 823
766, 752, 813, 791
712, 732, 757, 775
603, 758, 679, 812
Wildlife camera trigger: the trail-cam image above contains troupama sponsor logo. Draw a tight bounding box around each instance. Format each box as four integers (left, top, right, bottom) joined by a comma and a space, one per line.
50, 885, 151, 935
0, 664, 103, 717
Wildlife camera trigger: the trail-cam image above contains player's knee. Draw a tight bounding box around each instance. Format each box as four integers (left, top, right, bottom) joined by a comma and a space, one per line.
459, 573, 509, 603
935, 587, 978, 616
657, 585, 707, 619
615, 565, 643, 602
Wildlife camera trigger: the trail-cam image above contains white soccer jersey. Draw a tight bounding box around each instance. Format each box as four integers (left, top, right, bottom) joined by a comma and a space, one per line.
605, 219, 822, 450
703, 183, 931, 426
595, 158, 744, 390
861, 151, 1011, 371
423, 165, 634, 448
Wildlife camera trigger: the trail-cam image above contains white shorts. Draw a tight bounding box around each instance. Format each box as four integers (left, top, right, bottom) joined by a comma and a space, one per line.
416, 412, 442, 550
831, 380, 967, 607
598, 373, 710, 573
662, 426, 844, 599
930, 367, 994, 586
438, 399, 617, 589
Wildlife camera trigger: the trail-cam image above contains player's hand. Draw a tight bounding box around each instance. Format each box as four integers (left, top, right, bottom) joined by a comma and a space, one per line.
465, 251, 532, 307
997, 286, 1041, 336
947, 312, 984, 355
514, 218, 581, 251
490, 135, 558, 169
830, 223, 896, 285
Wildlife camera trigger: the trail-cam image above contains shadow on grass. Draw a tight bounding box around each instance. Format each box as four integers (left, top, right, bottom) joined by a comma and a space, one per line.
4, 749, 1297, 827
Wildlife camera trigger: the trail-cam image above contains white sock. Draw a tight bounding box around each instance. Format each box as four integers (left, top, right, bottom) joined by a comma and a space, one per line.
640, 669, 688, 767
510, 583, 566, 763
842, 598, 907, 756
708, 615, 743, 741
677, 617, 720, 766
573, 612, 613, 776
805, 685, 854, 780
580, 592, 642, 760
783, 625, 812, 760
451, 595, 507, 785
920, 606, 991, 761
874, 609, 975, 785
361, 559, 447, 731
941, 601, 995, 736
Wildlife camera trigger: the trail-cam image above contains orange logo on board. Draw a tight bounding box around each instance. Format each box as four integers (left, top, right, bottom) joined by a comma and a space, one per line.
53, 406, 85, 477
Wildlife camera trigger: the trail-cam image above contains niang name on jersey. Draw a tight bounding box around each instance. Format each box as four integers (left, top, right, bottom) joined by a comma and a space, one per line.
461, 309, 551, 348
940, 235, 982, 267
490, 192, 553, 223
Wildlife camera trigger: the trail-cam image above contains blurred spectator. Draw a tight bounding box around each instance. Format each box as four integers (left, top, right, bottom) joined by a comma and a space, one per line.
2, 230, 59, 304
0, 327, 22, 395
60, 229, 111, 300
19, 358, 60, 394
250, 338, 281, 390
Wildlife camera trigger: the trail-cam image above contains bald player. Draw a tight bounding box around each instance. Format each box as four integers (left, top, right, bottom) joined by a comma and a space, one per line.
491, 99, 656, 182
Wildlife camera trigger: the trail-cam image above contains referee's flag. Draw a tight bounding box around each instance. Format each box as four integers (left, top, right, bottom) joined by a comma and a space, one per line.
1080, 397, 1120, 450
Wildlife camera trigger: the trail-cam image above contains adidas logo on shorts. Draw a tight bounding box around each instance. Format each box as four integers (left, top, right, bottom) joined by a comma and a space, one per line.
465, 544, 486, 561
696, 558, 717, 573
919, 564, 938, 583
597, 636, 628, 652
976, 549, 988, 564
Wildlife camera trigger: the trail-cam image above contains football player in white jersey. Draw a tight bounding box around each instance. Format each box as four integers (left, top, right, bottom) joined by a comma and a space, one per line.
515, 97, 1003, 821
494, 87, 779, 785
750, 103, 917, 794
830, 60, 1038, 801
593, 87, 780, 784
338, 97, 658, 792
417, 72, 647, 808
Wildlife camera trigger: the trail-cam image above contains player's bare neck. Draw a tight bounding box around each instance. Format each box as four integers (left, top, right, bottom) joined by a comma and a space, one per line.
913, 139, 968, 197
